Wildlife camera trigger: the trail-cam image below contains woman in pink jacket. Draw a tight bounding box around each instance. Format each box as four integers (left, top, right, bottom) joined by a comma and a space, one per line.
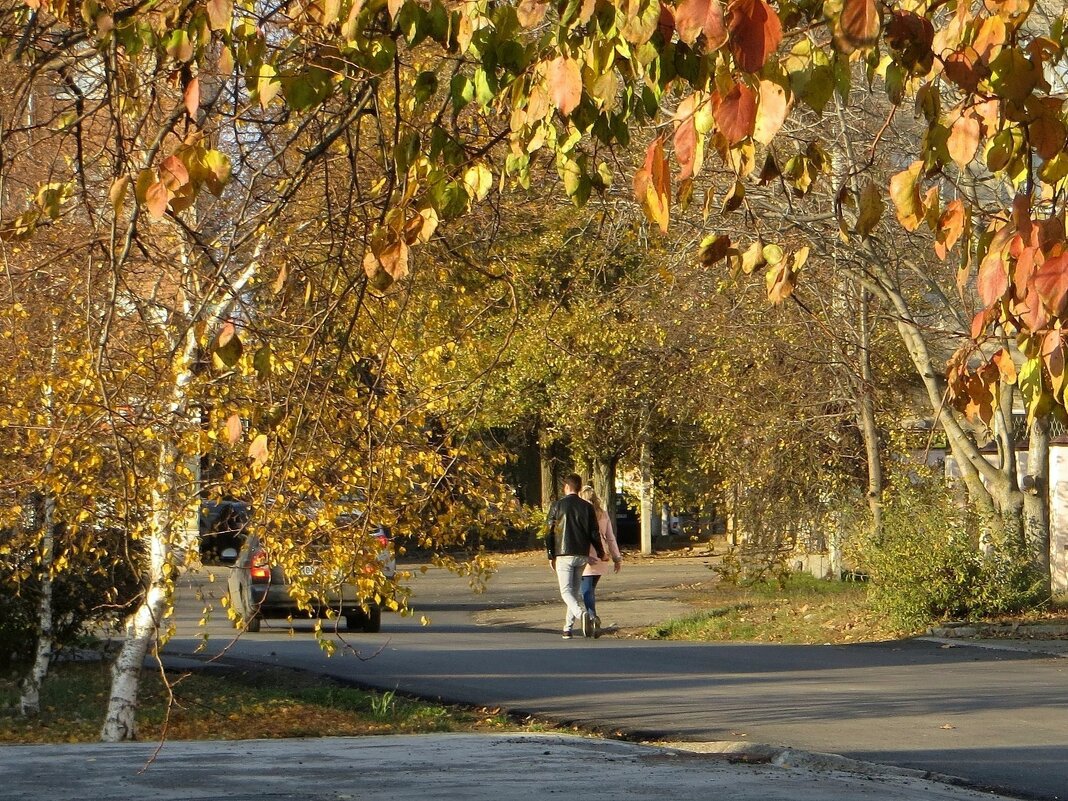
579, 485, 622, 636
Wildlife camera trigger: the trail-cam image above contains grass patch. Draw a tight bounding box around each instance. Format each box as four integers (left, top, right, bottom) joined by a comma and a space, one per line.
647, 573, 905, 644
0, 660, 554, 744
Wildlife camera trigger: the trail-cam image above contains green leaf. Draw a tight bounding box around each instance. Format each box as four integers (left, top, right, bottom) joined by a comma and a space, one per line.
450, 74, 474, 110
253, 346, 273, 381
414, 71, 439, 105
473, 66, 495, 107
165, 29, 194, 62
213, 323, 243, 370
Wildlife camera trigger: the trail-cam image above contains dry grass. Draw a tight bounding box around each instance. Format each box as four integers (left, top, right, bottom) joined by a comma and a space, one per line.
647, 574, 907, 644
0, 660, 555, 744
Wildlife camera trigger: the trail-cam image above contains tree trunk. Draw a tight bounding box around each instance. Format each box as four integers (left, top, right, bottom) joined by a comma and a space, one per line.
590, 455, 618, 537
100, 329, 198, 742
540, 442, 556, 512
1024, 416, 1052, 599
21, 319, 59, 716
855, 289, 884, 540
19, 495, 54, 717
639, 436, 654, 555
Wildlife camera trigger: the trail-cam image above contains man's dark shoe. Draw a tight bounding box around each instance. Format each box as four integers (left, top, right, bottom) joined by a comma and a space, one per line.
593, 615, 602, 638
561, 629, 573, 640
581, 611, 594, 638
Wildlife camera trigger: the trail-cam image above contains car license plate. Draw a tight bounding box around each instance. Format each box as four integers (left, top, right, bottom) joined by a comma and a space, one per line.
300, 564, 316, 577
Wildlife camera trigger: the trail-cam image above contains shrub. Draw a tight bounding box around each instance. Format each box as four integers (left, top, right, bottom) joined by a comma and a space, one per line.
851, 473, 1045, 629
0, 526, 142, 670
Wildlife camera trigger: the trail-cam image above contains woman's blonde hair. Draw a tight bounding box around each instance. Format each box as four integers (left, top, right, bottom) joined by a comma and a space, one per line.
579, 485, 603, 512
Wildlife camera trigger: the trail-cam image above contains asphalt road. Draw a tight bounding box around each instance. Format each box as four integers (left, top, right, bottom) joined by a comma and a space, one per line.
166, 556, 1068, 801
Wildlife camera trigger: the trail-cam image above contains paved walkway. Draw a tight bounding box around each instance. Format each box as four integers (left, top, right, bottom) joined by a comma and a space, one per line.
0, 734, 1026, 801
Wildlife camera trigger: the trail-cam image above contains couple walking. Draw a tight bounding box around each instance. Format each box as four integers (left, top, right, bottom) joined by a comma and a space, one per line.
545, 473, 623, 639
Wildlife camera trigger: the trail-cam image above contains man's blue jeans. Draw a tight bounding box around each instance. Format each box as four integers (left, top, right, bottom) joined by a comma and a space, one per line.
555, 555, 588, 631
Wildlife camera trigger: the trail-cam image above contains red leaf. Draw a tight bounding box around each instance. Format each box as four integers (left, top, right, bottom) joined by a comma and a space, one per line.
1020, 282, 1050, 332
944, 48, 986, 93
547, 57, 582, 117
657, 1, 676, 40
674, 0, 727, 48
714, 82, 757, 144
836, 0, 880, 53
160, 155, 190, 190
184, 76, 200, 119
727, 0, 782, 73
1033, 252, 1068, 315
977, 249, 1008, 307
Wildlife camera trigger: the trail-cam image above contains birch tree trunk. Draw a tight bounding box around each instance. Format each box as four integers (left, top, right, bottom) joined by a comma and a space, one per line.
18, 495, 54, 717
100, 326, 198, 742
639, 436, 654, 555
855, 290, 884, 540
20, 317, 60, 716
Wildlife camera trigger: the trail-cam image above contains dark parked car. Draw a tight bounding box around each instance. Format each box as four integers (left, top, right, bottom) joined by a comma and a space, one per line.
224, 525, 396, 633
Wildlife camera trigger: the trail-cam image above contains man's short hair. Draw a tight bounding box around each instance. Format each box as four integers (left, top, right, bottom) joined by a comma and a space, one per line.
562, 473, 583, 493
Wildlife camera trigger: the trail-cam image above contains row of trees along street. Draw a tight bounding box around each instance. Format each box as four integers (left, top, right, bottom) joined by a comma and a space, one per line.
2, 0, 1068, 740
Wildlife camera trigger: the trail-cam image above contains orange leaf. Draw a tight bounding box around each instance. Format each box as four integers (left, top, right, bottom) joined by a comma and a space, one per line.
145, 180, 169, 220
674, 0, 727, 48
248, 434, 269, 465
225, 413, 243, 445
634, 138, 671, 233
547, 57, 582, 117
674, 115, 698, 181
947, 115, 980, 168
753, 80, 787, 145
889, 161, 924, 231
184, 76, 200, 119
766, 259, 795, 304
836, 0, 880, 54
1033, 252, 1068, 315
517, 0, 548, 27
713, 81, 757, 144
727, 0, 781, 73
1044, 331, 1068, 399
934, 199, 966, 260
992, 348, 1017, 385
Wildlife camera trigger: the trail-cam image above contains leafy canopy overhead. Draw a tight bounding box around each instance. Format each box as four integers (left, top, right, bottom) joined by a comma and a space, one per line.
8, 0, 1068, 422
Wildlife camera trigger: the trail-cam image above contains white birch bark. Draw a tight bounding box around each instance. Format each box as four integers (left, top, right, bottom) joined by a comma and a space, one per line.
99, 323, 198, 742
18, 496, 54, 717
639, 436, 654, 556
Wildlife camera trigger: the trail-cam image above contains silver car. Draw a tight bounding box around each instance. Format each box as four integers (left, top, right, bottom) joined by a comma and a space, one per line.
225, 525, 396, 633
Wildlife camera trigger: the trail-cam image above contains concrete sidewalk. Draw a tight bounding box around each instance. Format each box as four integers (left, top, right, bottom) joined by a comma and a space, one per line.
0, 733, 1023, 801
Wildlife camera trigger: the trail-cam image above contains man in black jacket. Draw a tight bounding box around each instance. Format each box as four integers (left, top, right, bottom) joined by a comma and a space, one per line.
546, 473, 605, 638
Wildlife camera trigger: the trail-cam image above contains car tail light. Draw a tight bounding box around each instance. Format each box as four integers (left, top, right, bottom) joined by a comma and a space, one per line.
250, 550, 271, 581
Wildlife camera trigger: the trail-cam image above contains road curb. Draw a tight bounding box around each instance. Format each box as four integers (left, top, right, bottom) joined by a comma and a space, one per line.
657, 741, 989, 795
917, 635, 1068, 659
